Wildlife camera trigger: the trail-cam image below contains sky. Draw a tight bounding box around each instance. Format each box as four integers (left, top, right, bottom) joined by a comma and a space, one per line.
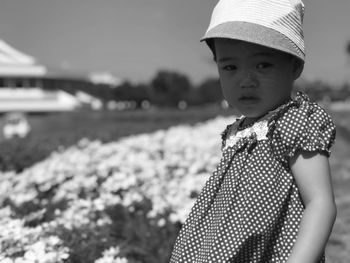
0, 0, 349, 85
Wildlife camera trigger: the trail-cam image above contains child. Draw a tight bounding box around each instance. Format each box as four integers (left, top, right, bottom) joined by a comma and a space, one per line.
170, 0, 337, 262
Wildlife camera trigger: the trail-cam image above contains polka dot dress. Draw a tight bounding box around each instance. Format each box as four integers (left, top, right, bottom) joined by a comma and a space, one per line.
169, 92, 336, 263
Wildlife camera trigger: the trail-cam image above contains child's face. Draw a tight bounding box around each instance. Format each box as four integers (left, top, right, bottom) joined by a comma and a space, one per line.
214, 38, 302, 118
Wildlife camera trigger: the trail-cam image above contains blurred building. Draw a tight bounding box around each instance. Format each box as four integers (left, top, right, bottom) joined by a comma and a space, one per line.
0, 39, 47, 88
0, 39, 105, 113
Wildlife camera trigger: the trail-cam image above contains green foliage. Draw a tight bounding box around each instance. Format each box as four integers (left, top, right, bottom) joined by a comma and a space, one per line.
150, 70, 192, 107
0, 136, 54, 172
105, 71, 223, 108
103, 203, 180, 263
113, 81, 150, 106
197, 78, 223, 104
3, 191, 181, 263
346, 41, 350, 56
46, 203, 181, 263
295, 79, 350, 102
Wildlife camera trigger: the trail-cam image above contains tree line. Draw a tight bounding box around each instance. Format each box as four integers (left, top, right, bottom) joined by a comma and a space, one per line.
90, 70, 224, 108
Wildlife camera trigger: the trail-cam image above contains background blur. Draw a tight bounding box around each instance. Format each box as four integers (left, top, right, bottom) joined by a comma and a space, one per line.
0, 1, 349, 263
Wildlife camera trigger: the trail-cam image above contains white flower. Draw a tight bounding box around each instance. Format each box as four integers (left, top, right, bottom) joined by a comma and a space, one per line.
95, 246, 128, 263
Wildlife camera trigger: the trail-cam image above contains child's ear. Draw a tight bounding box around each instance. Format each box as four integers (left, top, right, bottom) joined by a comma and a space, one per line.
292, 58, 304, 80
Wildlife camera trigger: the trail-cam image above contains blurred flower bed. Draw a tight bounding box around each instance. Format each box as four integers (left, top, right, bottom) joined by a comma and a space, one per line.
0, 116, 230, 263
1, 113, 349, 263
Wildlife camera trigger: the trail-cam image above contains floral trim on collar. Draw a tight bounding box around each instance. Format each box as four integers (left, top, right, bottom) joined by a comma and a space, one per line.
223, 114, 271, 151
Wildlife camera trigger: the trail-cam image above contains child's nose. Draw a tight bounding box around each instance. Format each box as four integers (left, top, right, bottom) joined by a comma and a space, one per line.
239, 71, 258, 89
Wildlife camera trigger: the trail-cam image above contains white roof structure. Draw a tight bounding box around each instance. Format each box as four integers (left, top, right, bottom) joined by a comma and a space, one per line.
0, 40, 107, 112
0, 88, 80, 112
0, 40, 47, 77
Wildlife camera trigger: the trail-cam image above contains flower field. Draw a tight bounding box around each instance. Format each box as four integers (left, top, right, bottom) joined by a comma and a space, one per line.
1, 110, 349, 263
0, 115, 229, 263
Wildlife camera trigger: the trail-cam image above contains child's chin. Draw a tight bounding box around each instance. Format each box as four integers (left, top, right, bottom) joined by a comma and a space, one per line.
239, 108, 267, 118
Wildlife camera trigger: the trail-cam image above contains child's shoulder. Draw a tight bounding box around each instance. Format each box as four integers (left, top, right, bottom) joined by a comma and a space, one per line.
274, 92, 335, 135
270, 92, 336, 158
280, 92, 329, 117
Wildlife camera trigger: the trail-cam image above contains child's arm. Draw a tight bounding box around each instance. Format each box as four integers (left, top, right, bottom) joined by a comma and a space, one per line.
287, 151, 337, 263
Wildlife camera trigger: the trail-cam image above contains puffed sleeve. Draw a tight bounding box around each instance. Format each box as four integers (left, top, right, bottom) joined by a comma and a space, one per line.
270, 100, 336, 165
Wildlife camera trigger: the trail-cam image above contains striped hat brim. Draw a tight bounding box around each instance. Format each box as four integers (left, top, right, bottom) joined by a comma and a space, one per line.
201, 21, 305, 63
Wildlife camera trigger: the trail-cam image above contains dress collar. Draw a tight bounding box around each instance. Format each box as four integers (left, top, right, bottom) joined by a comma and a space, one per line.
222, 92, 310, 151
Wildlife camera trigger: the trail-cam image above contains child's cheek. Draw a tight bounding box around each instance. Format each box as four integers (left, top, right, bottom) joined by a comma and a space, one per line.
222, 85, 239, 105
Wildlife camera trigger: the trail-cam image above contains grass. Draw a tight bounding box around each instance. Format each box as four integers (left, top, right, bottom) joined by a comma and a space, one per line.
0, 105, 235, 172
0, 105, 234, 144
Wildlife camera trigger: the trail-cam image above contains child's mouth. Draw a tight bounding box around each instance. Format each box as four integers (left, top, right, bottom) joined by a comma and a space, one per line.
239, 96, 260, 105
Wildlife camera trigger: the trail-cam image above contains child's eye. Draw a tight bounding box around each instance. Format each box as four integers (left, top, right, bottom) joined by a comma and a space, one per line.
256, 62, 273, 69
222, 65, 237, 71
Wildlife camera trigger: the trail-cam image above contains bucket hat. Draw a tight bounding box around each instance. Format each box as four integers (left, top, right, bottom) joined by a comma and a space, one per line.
201, 0, 305, 63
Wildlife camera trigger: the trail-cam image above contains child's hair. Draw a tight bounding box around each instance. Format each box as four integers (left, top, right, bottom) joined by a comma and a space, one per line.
200, 0, 306, 66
